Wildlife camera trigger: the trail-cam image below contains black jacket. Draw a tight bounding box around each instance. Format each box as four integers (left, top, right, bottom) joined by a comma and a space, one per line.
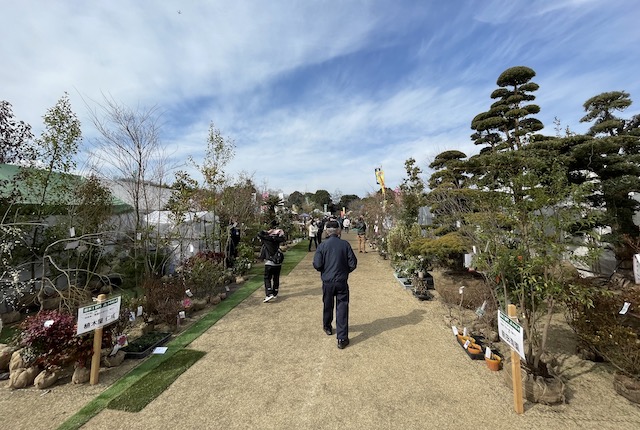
312, 234, 357, 283
258, 230, 285, 263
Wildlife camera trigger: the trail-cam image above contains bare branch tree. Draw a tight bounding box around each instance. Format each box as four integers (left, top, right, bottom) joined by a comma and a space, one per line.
84, 94, 175, 281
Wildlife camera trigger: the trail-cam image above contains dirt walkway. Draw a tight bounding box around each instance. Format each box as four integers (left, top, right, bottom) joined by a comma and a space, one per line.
4, 235, 640, 429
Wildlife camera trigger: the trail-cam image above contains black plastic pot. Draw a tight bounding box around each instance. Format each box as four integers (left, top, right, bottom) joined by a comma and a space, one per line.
122, 332, 172, 359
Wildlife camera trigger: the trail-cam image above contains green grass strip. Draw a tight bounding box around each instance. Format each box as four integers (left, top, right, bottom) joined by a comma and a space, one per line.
57, 239, 307, 430
107, 349, 206, 412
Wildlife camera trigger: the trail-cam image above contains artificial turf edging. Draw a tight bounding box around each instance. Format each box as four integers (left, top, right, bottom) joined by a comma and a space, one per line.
107, 349, 206, 412
57, 239, 307, 430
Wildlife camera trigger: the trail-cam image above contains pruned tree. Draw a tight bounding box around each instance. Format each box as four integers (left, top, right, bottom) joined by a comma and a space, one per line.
574, 91, 640, 262
427, 150, 470, 236
441, 66, 599, 374
399, 158, 426, 226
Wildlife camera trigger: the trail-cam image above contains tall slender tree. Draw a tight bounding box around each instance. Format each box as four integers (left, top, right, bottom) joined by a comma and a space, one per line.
191, 122, 235, 251
22, 93, 82, 279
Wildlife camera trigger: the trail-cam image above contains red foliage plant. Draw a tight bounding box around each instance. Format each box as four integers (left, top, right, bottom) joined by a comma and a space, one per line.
16, 310, 93, 370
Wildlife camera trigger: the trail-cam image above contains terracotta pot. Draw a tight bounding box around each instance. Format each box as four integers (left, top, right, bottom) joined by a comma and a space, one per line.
456, 334, 476, 345
485, 354, 502, 371
467, 343, 483, 355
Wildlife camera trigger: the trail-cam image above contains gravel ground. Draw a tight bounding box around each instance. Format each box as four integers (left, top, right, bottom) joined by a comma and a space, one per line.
3, 234, 640, 429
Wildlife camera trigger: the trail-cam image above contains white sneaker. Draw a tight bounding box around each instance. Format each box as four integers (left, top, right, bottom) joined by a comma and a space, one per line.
263, 295, 275, 303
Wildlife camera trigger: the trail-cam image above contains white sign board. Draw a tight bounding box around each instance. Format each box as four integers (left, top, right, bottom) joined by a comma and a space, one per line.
634, 254, 640, 285
498, 309, 526, 360
77, 296, 122, 335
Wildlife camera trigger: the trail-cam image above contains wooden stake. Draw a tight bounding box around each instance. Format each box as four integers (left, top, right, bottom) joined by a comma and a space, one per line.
508, 304, 524, 414
89, 294, 106, 385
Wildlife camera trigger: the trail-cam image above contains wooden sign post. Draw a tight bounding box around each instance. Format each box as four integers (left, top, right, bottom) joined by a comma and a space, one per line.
90, 294, 106, 385
508, 304, 524, 414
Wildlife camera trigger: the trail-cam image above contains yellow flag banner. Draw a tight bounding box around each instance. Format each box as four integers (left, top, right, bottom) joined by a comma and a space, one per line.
375, 168, 386, 196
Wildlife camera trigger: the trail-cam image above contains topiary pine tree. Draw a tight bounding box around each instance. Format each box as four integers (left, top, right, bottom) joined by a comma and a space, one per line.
574, 91, 640, 262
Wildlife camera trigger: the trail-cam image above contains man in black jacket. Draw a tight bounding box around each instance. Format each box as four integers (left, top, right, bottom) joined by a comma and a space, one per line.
312, 220, 358, 349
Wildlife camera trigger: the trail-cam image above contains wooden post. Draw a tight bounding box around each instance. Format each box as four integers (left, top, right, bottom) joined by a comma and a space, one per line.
508, 304, 524, 414
89, 294, 106, 385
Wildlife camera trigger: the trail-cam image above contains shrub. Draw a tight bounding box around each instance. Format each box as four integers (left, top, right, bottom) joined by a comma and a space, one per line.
182, 252, 226, 299
15, 310, 93, 369
140, 277, 184, 325
387, 223, 421, 260
406, 231, 468, 271
567, 285, 640, 379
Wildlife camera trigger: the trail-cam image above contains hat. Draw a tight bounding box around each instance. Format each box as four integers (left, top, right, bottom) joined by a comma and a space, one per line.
326, 220, 340, 229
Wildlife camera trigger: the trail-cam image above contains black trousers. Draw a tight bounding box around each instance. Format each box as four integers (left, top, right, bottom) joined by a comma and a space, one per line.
264, 265, 281, 296
322, 282, 349, 340
308, 236, 318, 250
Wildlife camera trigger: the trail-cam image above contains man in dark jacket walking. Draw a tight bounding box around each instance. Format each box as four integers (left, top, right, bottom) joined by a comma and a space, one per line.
258, 220, 286, 302
312, 220, 357, 349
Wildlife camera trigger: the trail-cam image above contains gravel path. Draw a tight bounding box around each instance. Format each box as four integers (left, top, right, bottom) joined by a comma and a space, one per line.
3, 234, 640, 429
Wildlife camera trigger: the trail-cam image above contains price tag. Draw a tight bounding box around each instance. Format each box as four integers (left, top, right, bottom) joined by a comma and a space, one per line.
463, 327, 468, 337
485, 346, 492, 359
459, 286, 465, 295
137, 305, 143, 316
185, 289, 193, 297
69, 227, 75, 237
463, 339, 471, 350
452, 325, 458, 336
44, 320, 54, 328
620, 302, 631, 315
178, 311, 186, 319
129, 312, 136, 322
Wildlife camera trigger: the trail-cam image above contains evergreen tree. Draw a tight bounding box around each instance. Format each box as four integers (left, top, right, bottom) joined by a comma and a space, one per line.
574, 91, 640, 258
399, 158, 426, 226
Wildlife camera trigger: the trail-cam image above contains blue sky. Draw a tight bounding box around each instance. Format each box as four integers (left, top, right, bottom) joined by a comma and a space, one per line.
2, 0, 639, 198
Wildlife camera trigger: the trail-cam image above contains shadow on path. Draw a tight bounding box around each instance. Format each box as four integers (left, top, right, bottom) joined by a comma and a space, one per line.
349, 308, 426, 345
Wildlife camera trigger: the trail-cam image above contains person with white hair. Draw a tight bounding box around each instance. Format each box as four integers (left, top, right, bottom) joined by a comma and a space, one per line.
312, 220, 358, 349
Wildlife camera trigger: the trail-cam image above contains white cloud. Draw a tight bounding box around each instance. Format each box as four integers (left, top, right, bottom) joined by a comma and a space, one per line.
2, 0, 639, 198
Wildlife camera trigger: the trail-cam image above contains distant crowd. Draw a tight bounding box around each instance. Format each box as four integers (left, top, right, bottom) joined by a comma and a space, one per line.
305, 215, 368, 253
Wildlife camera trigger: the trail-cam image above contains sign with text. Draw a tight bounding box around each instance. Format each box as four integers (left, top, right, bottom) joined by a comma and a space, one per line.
498, 309, 526, 360
77, 296, 121, 335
